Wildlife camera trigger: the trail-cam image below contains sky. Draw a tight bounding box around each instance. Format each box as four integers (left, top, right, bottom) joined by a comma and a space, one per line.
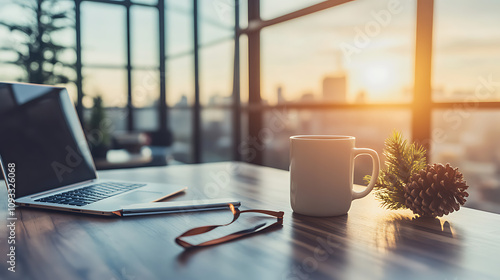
261, 0, 500, 104
261, 0, 415, 103
0, 0, 500, 107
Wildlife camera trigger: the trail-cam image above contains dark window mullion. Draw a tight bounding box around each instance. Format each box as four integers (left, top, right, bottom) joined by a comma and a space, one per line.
240, 0, 354, 33
232, 0, 241, 161
75, 0, 83, 122
412, 0, 434, 158
126, 0, 134, 131
192, 0, 202, 163
159, 0, 168, 134
247, 0, 262, 165
82, 0, 155, 8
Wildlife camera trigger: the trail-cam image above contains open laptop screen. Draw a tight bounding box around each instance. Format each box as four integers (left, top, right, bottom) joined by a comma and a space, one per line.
0, 83, 97, 198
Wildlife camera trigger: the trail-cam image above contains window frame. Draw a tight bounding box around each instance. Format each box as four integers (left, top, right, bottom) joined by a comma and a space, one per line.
239, 0, 500, 164
70, 0, 500, 164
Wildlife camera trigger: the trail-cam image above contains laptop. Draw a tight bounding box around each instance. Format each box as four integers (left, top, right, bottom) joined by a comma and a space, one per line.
0, 82, 187, 216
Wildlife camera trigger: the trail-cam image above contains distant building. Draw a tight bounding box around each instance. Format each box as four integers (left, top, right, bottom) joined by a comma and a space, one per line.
277, 86, 286, 104
175, 95, 188, 107
300, 92, 315, 102
355, 90, 367, 104
208, 94, 232, 106
322, 75, 346, 103
451, 89, 474, 99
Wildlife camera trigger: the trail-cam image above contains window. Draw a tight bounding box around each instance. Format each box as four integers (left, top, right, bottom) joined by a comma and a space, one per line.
166, 0, 194, 162
81, 2, 126, 67
261, 0, 415, 104
433, 0, 500, 102
431, 0, 500, 213
0, 0, 76, 100
240, 0, 500, 214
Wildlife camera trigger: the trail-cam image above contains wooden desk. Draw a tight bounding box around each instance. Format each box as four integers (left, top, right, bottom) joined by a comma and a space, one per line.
1, 162, 499, 279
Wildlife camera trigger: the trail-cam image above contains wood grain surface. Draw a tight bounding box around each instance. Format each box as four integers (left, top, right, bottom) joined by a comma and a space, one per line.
0, 162, 499, 279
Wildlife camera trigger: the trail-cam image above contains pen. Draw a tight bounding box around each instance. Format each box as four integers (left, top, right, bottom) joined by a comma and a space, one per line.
113, 198, 241, 216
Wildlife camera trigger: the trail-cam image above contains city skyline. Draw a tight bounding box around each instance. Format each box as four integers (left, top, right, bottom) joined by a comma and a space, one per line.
3, 0, 500, 108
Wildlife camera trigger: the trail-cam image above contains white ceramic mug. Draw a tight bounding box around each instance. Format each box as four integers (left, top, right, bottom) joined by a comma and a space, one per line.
290, 135, 380, 216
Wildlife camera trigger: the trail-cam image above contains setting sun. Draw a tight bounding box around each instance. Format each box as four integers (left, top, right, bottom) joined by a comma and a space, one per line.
350, 59, 403, 101
363, 65, 391, 88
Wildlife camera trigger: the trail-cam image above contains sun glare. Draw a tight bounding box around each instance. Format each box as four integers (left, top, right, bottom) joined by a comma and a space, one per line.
358, 62, 399, 100
364, 66, 390, 86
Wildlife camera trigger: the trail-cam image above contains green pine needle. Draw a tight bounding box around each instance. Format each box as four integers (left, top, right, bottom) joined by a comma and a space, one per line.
364, 130, 427, 210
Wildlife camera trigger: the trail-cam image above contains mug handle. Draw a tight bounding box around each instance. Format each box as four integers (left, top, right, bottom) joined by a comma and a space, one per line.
351, 148, 380, 200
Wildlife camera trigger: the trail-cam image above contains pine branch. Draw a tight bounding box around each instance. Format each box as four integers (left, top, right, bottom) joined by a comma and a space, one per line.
364, 131, 427, 210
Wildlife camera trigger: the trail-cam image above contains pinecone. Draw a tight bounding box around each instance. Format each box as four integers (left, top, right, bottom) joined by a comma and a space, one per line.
404, 163, 469, 217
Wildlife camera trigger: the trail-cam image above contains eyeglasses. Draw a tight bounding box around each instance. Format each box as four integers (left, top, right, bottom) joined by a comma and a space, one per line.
175, 204, 284, 249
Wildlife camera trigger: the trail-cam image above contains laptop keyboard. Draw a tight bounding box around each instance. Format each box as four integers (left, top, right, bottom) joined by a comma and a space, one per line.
34, 182, 146, 207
